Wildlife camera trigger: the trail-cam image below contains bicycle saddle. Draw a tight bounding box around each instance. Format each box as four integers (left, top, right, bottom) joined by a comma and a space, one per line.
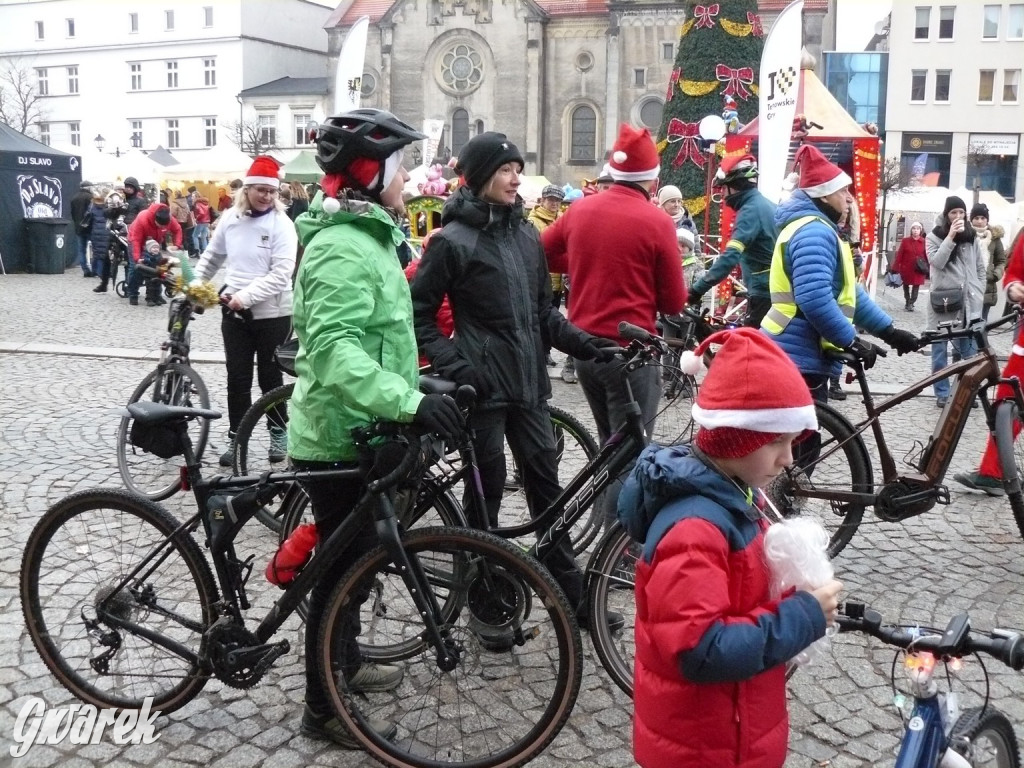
418, 375, 458, 396
126, 400, 222, 424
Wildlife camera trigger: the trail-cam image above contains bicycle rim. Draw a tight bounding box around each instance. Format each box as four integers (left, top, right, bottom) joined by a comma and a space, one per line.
234, 382, 294, 532
585, 523, 637, 697
116, 362, 210, 501
20, 489, 217, 713
951, 707, 1022, 768
319, 527, 582, 768
997, 401, 1024, 542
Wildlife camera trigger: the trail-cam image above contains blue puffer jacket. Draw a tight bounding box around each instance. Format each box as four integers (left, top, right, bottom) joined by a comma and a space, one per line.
87, 203, 112, 259
763, 191, 892, 376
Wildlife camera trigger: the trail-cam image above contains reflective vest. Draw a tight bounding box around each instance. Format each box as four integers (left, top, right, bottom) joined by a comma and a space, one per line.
761, 215, 856, 352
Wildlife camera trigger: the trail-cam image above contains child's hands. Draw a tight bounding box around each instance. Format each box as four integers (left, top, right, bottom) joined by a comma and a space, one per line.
810, 579, 843, 627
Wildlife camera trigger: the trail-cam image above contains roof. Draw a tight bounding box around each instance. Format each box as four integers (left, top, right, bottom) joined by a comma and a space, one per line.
239, 77, 329, 98
537, 0, 607, 17
757, 0, 827, 10
0, 121, 78, 155
327, 0, 395, 25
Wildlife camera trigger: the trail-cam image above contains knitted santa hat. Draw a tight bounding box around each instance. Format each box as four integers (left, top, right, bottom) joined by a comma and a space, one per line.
608, 124, 660, 182
790, 144, 851, 198
681, 328, 817, 458
244, 155, 282, 188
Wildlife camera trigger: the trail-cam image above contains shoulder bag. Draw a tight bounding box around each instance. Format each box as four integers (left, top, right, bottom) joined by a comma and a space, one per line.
929, 287, 963, 315
914, 256, 929, 275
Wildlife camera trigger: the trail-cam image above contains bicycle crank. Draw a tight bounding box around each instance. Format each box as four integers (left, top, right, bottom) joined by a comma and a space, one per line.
207, 621, 290, 689
874, 480, 945, 522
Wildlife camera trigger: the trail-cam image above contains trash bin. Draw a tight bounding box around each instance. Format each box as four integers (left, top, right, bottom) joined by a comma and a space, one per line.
23, 218, 71, 274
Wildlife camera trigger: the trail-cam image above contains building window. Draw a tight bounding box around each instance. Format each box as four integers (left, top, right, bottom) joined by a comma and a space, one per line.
258, 114, 276, 147
934, 70, 951, 101
67, 66, 79, 95
633, 69, 647, 87
437, 43, 484, 95
979, 70, 996, 101
570, 105, 596, 162
66, 18, 75, 38
36, 68, 48, 96
35, 20, 44, 40
1005, 69, 1021, 102
38, 122, 50, 145
204, 58, 216, 86
451, 108, 469, 156
983, 5, 1000, 38
204, 118, 217, 147
167, 119, 179, 149
131, 63, 142, 91
914, 7, 930, 39
360, 72, 376, 97
131, 120, 143, 148
638, 98, 664, 131
129, 12, 138, 32
165, 10, 175, 30
662, 42, 674, 60
1011, 5, 1024, 39
294, 114, 312, 145
203, 6, 214, 26
575, 50, 594, 73
910, 70, 926, 101
69, 121, 80, 146
938, 6, 955, 39
167, 61, 178, 88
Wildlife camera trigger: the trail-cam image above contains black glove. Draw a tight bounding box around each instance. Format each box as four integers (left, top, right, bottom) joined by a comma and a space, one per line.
580, 337, 621, 363
448, 364, 498, 400
413, 394, 464, 441
878, 325, 918, 356
846, 336, 885, 370
686, 287, 706, 306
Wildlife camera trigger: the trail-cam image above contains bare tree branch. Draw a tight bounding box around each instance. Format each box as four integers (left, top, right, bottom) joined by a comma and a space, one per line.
223, 117, 273, 156
879, 157, 911, 194
0, 58, 46, 134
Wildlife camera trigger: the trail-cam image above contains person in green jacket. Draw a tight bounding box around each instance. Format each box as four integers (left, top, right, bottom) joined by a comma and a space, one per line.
686, 153, 777, 327
290, 108, 463, 748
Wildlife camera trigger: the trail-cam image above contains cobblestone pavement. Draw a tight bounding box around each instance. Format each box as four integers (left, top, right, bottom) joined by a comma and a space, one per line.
2, 270, 1024, 767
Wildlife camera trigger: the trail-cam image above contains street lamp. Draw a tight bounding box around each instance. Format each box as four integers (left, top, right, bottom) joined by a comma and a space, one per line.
94, 134, 105, 152
130, 132, 142, 149
697, 115, 727, 247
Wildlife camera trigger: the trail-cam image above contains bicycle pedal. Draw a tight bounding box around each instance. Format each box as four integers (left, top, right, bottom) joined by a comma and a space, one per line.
935, 485, 951, 505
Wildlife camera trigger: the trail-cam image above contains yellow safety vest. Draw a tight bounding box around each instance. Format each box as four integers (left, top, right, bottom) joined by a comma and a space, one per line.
761, 215, 856, 352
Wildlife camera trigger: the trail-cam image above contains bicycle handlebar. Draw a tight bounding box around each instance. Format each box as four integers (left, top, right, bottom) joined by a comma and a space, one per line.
917, 305, 1023, 346
837, 602, 1024, 671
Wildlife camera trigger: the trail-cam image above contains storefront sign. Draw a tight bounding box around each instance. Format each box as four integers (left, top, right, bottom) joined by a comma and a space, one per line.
902, 132, 953, 154
968, 134, 1020, 156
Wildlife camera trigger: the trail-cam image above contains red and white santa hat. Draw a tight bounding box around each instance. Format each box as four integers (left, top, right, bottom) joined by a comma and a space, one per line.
608, 124, 660, 182
682, 327, 817, 458
244, 155, 283, 188
791, 144, 851, 198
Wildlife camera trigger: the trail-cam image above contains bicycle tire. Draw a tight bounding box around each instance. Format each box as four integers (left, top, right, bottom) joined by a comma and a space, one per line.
993, 400, 1024, 545
20, 489, 218, 714
233, 382, 294, 531
317, 526, 583, 768
950, 706, 1021, 767
116, 362, 211, 501
584, 522, 638, 697
765, 403, 871, 558
503, 404, 601, 555
115, 279, 127, 298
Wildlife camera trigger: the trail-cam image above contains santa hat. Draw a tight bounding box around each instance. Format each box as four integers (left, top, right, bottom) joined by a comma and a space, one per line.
791, 144, 851, 198
244, 155, 282, 188
679, 328, 817, 458
608, 124, 660, 182
715, 152, 758, 183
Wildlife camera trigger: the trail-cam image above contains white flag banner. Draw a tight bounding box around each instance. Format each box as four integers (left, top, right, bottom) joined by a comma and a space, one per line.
333, 16, 369, 114
422, 119, 445, 167
757, 0, 803, 203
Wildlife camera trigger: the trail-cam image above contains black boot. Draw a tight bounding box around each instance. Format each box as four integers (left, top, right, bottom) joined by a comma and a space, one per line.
93, 281, 108, 293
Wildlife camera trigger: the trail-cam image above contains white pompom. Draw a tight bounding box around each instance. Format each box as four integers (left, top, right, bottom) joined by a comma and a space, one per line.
322, 196, 341, 214
612, 150, 627, 164
678, 349, 705, 375
782, 172, 800, 192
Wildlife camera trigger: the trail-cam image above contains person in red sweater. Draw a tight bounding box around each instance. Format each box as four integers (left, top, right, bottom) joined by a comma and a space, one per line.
542, 123, 686, 528
127, 203, 182, 306
889, 221, 928, 311
954, 227, 1024, 494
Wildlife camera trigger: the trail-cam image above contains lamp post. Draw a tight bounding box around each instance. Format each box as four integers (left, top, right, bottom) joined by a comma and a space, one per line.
697, 115, 727, 248
93, 134, 105, 153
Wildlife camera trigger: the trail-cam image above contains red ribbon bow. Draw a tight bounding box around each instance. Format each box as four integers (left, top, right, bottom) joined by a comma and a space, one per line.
665, 119, 705, 170
715, 64, 755, 100
693, 4, 720, 29
747, 12, 764, 37
666, 68, 681, 102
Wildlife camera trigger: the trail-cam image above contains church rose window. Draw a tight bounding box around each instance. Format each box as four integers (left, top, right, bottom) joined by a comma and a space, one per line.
438, 43, 483, 94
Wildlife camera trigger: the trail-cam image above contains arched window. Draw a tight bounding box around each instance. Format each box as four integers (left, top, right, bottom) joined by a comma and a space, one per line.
452, 108, 469, 156
570, 105, 596, 162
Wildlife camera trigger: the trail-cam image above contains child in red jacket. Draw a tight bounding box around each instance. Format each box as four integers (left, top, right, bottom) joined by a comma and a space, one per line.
618, 327, 843, 768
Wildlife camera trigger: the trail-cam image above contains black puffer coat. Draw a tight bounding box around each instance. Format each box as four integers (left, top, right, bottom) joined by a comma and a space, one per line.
411, 186, 594, 408
87, 204, 112, 258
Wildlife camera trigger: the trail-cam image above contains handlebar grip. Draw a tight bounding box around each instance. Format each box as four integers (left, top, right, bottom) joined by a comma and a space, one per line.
618, 321, 654, 343
366, 434, 420, 493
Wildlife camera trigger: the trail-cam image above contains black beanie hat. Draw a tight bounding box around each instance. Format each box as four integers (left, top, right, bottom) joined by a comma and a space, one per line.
942, 195, 967, 217
154, 205, 171, 225
970, 202, 989, 220
455, 132, 524, 193
124, 176, 139, 191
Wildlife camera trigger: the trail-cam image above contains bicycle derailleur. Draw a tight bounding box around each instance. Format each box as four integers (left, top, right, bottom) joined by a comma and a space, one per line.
205, 618, 290, 689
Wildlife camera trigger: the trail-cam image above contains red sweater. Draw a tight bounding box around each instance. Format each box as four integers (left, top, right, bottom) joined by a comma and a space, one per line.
541, 184, 686, 340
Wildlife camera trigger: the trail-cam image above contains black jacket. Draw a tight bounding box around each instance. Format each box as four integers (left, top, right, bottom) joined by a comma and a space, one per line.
70, 189, 93, 230
124, 192, 148, 225
411, 186, 594, 408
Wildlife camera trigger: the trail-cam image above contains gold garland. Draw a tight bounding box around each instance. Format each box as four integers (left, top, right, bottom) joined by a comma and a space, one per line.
720, 18, 753, 36
680, 79, 718, 97
684, 195, 707, 216
679, 18, 695, 37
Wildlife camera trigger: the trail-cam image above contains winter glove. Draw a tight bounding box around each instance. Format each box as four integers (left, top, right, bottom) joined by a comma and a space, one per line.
686, 286, 706, 306
845, 336, 885, 370
447, 364, 498, 400
413, 394, 464, 441
877, 325, 919, 356
580, 337, 622, 363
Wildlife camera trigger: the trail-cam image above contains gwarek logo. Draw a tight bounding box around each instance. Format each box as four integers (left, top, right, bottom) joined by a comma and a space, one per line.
10, 696, 160, 758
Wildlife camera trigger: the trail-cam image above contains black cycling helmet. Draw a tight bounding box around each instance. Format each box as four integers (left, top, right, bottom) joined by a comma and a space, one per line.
312, 109, 426, 179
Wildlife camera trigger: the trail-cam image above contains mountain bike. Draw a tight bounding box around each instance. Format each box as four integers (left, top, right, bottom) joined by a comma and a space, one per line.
836, 601, 1022, 767
116, 258, 212, 501
768, 308, 1024, 558
22, 400, 582, 768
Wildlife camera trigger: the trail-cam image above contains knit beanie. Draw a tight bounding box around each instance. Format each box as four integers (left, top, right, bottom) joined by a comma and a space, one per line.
681, 328, 817, 458
970, 202, 989, 220
454, 132, 524, 193
657, 185, 683, 205
942, 195, 967, 218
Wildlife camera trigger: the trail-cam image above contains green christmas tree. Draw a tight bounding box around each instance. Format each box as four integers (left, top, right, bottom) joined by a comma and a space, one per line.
657, 0, 765, 238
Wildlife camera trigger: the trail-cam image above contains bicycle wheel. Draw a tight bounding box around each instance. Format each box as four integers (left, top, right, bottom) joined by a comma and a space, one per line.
584, 522, 638, 697
20, 489, 218, 713
233, 382, 294, 531
318, 526, 582, 768
115, 279, 127, 298
950, 706, 1021, 768
503, 404, 601, 555
117, 362, 211, 501
765, 403, 871, 558
994, 400, 1024, 544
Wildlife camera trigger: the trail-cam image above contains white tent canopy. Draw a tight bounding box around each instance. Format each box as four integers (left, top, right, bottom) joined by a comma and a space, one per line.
62, 147, 164, 186
157, 144, 254, 181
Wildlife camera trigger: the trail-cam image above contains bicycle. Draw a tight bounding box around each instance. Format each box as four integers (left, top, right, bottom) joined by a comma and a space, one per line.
22, 400, 583, 768
767, 308, 1024, 558
116, 257, 215, 501
836, 601, 1022, 767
